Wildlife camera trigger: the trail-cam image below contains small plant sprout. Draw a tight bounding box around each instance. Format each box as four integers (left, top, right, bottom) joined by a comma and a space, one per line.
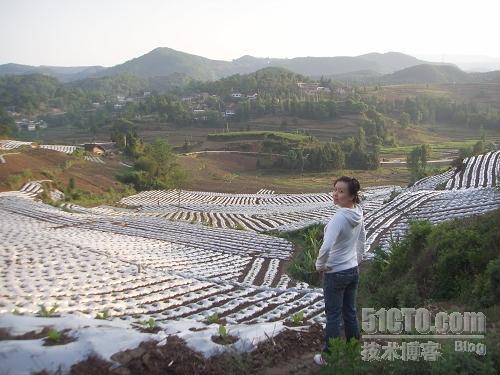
218, 324, 228, 338
291, 311, 305, 324
95, 309, 109, 320
206, 312, 220, 324
46, 329, 62, 343
141, 317, 157, 330
38, 304, 58, 317
211, 323, 238, 345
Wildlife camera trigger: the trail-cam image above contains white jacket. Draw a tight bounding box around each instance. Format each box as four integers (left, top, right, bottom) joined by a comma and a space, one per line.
315, 203, 366, 273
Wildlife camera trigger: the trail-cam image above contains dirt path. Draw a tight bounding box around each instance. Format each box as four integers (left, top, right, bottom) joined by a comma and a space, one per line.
263, 351, 321, 374
0, 152, 20, 164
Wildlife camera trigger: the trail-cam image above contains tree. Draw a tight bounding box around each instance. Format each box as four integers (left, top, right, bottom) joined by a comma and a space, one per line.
110, 118, 144, 158
133, 139, 189, 191
354, 127, 367, 153
407, 144, 432, 183
399, 112, 411, 128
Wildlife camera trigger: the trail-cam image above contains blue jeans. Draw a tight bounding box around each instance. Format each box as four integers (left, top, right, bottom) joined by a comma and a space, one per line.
322, 266, 360, 352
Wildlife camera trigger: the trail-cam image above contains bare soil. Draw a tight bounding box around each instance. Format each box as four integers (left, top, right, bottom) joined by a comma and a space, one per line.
210, 334, 239, 345
0, 326, 52, 340
64, 323, 325, 375
0, 148, 125, 194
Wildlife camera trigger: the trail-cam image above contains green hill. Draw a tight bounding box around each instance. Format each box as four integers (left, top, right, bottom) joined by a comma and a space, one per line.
0, 48, 435, 82
381, 64, 471, 84
0, 74, 62, 112
98, 47, 234, 81
0, 63, 105, 82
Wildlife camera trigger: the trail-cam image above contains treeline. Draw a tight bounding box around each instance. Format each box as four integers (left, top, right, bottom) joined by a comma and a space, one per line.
5, 71, 499, 143
263, 127, 380, 172
109, 119, 189, 191
188, 68, 367, 121
366, 94, 500, 130
0, 74, 99, 114
189, 67, 309, 98
0, 107, 16, 137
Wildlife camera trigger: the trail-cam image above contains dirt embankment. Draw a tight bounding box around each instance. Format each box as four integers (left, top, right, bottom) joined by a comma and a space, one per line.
67, 323, 324, 375
0, 148, 124, 194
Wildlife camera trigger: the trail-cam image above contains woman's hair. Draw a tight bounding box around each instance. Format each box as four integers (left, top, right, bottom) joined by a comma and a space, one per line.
334, 176, 361, 204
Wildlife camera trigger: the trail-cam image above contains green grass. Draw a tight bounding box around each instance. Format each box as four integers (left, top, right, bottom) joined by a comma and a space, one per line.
281, 224, 324, 287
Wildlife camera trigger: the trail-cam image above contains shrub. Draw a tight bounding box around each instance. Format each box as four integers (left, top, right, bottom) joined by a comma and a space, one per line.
287, 224, 323, 287
359, 209, 500, 309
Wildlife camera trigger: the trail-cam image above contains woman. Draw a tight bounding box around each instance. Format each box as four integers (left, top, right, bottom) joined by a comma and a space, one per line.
313, 176, 366, 366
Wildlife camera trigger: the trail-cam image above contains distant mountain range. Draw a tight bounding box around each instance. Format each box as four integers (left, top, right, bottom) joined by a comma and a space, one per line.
0, 63, 106, 82
0, 47, 499, 84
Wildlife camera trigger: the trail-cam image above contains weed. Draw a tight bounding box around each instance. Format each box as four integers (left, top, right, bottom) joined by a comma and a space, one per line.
37, 304, 58, 317
232, 223, 245, 231
12, 308, 23, 315
46, 329, 62, 343
206, 312, 220, 325
140, 317, 157, 331
218, 324, 228, 338
95, 310, 109, 320
291, 311, 305, 325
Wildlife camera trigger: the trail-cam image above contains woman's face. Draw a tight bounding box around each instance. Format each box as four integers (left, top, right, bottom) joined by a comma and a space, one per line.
333, 181, 354, 208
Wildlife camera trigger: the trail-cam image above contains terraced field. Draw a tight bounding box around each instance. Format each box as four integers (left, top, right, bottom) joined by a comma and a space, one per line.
0, 150, 498, 343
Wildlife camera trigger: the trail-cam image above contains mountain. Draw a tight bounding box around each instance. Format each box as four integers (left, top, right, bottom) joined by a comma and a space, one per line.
96, 47, 234, 81
2, 48, 498, 85
231, 51, 428, 77
0, 63, 106, 82
381, 64, 471, 84
0, 48, 434, 82
328, 69, 383, 82
358, 52, 429, 73
470, 70, 500, 83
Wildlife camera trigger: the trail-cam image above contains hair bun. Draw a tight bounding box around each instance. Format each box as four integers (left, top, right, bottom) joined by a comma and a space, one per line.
352, 178, 360, 192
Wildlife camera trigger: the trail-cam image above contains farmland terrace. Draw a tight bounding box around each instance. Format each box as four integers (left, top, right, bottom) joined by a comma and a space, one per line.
0, 150, 498, 372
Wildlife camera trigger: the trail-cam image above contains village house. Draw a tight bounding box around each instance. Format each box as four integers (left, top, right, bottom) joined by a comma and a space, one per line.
317, 86, 331, 93
297, 82, 320, 91
223, 110, 235, 117
193, 109, 208, 121
14, 117, 47, 132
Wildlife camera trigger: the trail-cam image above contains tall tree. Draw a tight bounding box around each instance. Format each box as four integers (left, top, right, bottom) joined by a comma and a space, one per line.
407, 144, 432, 183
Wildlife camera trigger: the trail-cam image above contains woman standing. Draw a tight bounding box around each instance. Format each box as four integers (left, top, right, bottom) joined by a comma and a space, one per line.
314, 176, 366, 365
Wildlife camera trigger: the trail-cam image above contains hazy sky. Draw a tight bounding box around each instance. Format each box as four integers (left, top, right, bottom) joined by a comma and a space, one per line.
1, 0, 499, 67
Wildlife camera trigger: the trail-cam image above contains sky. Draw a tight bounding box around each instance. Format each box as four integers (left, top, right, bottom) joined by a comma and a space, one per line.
1, 0, 499, 67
